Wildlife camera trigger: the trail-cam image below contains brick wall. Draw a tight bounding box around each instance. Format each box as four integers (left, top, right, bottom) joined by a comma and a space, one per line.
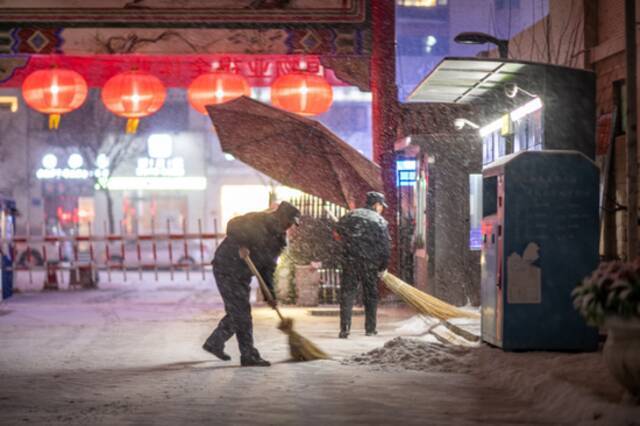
595, 52, 626, 115
502, 0, 636, 259
506, 0, 588, 68
598, 0, 625, 45
594, 0, 638, 260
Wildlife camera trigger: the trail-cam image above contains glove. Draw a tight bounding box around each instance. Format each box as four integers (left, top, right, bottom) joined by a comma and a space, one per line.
378, 269, 387, 279
267, 298, 278, 309
238, 247, 250, 259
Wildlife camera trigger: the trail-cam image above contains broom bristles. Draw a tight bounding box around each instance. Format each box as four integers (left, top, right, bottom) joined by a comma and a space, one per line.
243, 254, 329, 362
382, 272, 480, 321
279, 318, 329, 361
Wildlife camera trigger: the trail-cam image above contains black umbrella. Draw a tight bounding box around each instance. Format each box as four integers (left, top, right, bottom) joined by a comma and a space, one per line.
207, 96, 383, 209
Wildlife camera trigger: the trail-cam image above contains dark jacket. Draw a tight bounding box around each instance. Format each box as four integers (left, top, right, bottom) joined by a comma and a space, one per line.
213, 211, 287, 294
335, 207, 390, 272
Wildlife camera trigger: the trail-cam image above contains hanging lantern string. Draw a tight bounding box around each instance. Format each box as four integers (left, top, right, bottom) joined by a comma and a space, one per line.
126, 118, 139, 134
49, 114, 61, 130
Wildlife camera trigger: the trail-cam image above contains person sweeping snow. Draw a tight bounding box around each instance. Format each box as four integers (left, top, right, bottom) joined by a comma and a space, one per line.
334, 191, 391, 338
203, 201, 301, 367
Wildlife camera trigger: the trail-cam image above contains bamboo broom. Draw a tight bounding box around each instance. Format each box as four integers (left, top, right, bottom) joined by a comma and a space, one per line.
382, 271, 480, 321
240, 249, 329, 362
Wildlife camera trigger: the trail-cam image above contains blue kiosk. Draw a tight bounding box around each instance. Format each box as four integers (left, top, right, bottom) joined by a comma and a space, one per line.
481, 151, 599, 351
408, 57, 600, 350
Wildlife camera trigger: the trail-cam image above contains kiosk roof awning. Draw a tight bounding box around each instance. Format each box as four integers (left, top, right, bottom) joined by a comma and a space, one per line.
408, 57, 529, 104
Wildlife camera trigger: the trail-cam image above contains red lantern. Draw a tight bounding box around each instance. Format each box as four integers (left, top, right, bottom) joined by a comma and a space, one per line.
22, 68, 88, 129
187, 72, 251, 114
101, 71, 166, 133
270, 73, 333, 116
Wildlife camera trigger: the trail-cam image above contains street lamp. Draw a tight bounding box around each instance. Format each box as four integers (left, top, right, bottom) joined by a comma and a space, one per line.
454, 31, 509, 59
504, 83, 537, 99
453, 118, 480, 130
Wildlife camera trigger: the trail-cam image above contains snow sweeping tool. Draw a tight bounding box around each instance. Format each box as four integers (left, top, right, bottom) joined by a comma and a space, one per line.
240, 251, 329, 362
382, 272, 480, 321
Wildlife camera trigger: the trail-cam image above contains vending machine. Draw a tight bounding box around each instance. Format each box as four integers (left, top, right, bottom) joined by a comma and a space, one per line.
481, 150, 599, 351
0, 196, 16, 301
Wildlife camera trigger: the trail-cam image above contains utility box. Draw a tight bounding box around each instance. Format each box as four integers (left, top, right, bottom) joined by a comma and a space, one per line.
481, 150, 599, 351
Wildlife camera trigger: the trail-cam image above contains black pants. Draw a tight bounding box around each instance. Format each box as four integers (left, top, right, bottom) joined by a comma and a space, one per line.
206, 268, 260, 359
340, 266, 379, 334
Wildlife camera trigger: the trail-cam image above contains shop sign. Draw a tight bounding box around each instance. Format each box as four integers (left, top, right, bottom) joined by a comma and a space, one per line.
36, 153, 109, 180
135, 157, 185, 177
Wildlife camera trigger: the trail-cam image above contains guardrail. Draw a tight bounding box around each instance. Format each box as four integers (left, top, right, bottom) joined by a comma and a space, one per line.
1, 218, 223, 287
2, 213, 344, 304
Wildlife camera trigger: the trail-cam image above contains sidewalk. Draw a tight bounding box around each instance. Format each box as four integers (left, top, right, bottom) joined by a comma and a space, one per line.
0, 285, 637, 425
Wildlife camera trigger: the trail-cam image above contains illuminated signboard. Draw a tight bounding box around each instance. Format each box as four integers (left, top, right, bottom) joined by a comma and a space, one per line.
36, 136, 205, 191
135, 134, 186, 177
396, 159, 417, 187
36, 153, 109, 180
107, 177, 206, 191
135, 157, 185, 177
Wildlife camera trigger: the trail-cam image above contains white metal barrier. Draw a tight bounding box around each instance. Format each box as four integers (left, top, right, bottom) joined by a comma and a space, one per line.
2, 218, 223, 287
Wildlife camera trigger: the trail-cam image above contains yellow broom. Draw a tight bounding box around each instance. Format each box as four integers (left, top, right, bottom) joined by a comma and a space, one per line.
240, 249, 329, 362
382, 271, 480, 321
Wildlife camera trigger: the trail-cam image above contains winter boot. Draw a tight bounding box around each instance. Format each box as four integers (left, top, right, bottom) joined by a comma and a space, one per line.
240, 354, 271, 367
202, 340, 231, 361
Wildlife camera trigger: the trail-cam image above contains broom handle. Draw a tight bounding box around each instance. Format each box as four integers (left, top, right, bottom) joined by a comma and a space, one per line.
240, 249, 285, 322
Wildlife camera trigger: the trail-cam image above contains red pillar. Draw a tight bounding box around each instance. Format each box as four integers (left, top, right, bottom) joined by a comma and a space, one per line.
371, 0, 399, 272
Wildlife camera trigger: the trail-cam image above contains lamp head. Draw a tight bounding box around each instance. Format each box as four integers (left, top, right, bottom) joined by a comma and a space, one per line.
454, 118, 480, 130
504, 83, 519, 98
504, 82, 537, 99
454, 31, 500, 45
454, 32, 509, 58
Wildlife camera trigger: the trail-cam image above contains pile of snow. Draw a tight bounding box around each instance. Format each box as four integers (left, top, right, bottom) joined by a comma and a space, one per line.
349, 337, 473, 373
346, 334, 640, 425
393, 314, 440, 335
392, 314, 480, 347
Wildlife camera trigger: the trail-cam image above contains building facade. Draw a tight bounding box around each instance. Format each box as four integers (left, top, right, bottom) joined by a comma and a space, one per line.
0, 1, 379, 242
505, 0, 637, 260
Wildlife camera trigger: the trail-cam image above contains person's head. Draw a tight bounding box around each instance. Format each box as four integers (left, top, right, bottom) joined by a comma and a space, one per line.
365, 191, 387, 214
273, 201, 302, 231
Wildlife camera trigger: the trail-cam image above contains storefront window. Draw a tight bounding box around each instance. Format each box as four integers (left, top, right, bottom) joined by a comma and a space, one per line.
469, 174, 482, 250
414, 173, 427, 249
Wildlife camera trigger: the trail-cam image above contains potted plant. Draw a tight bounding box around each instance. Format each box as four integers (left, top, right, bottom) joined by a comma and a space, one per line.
572, 259, 640, 402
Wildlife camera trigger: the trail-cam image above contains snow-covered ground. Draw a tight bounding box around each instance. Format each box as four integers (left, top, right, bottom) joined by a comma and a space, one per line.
0, 284, 638, 425
348, 315, 639, 425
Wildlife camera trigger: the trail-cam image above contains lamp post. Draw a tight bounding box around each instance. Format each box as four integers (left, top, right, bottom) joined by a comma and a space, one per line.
454, 31, 509, 59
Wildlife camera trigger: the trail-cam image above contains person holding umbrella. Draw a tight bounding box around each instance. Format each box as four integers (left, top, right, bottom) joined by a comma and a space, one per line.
335, 191, 391, 338
203, 201, 301, 367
